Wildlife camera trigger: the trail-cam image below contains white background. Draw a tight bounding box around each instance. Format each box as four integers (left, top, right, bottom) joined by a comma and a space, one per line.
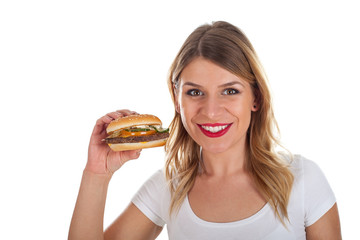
1, 0, 359, 239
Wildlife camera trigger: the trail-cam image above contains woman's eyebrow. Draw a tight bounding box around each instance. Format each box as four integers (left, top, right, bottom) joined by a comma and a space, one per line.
219, 81, 245, 88
182, 82, 201, 87
182, 81, 245, 88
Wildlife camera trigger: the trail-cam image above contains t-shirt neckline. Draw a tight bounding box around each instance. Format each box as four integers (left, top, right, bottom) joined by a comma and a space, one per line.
184, 195, 271, 227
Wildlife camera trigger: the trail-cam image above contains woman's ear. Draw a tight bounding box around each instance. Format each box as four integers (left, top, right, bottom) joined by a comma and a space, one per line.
252, 103, 259, 112
252, 88, 261, 112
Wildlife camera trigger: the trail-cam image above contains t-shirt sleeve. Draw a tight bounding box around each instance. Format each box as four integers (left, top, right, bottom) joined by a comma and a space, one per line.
303, 158, 336, 227
131, 170, 168, 227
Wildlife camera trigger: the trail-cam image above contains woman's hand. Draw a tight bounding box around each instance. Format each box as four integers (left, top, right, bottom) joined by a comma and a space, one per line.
85, 109, 142, 175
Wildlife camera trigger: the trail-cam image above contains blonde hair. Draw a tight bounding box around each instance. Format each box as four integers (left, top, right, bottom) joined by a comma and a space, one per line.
165, 21, 294, 224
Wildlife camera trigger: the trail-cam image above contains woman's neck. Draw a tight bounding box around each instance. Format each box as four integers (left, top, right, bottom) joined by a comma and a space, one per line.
201, 144, 248, 177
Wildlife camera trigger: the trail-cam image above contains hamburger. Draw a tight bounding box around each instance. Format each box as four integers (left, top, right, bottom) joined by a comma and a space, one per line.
104, 114, 169, 151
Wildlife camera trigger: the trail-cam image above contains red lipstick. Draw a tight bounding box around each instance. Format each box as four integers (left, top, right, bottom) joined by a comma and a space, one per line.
197, 123, 232, 138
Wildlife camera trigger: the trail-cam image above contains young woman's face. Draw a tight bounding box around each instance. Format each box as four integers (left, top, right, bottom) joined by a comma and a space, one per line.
176, 57, 257, 154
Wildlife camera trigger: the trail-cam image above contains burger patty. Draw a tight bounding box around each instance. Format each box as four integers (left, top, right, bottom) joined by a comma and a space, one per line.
105, 132, 169, 144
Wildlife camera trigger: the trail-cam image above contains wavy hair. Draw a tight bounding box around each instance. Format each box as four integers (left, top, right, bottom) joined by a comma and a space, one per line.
165, 21, 293, 225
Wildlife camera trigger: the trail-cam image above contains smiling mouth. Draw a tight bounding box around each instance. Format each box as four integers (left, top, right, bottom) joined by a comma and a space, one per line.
200, 124, 229, 133
197, 123, 232, 138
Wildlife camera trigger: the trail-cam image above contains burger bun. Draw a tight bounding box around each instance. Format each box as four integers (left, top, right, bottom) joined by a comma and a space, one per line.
106, 114, 162, 134
107, 138, 167, 151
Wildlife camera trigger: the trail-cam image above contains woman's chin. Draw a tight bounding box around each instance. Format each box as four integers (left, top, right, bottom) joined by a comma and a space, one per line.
200, 142, 230, 154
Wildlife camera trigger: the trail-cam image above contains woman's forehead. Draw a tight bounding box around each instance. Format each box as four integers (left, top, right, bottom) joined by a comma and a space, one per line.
179, 58, 250, 88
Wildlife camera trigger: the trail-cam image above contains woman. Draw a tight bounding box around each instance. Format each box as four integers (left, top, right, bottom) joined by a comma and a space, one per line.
69, 21, 341, 239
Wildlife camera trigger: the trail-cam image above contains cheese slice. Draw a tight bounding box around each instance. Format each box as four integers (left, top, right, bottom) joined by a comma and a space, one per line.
108, 129, 156, 138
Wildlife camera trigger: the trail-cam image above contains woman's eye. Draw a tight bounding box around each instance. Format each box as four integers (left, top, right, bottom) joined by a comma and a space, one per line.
186, 89, 203, 96
223, 88, 239, 95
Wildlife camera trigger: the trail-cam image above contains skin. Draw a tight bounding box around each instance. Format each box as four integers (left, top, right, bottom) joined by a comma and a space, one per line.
68, 110, 162, 240
177, 58, 341, 238
176, 57, 258, 174
69, 57, 341, 239
176, 57, 266, 222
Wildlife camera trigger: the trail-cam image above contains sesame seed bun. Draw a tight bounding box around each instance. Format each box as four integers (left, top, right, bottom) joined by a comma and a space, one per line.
106, 114, 162, 134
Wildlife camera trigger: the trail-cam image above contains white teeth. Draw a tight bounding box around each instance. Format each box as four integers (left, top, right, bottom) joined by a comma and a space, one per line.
201, 124, 229, 133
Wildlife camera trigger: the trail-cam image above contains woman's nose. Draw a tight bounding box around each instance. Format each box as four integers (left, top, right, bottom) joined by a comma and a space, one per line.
200, 96, 224, 119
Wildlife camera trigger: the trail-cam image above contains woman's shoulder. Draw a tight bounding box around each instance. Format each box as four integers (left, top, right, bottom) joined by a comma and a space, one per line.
279, 152, 320, 172
281, 153, 333, 192
131, 169, 171, 226
281, 153, 336, 227
141, 169, 168, 190
278, 152, 328, 184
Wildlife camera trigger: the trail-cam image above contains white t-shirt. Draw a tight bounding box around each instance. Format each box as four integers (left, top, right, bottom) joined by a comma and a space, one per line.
132, 155, 336, 240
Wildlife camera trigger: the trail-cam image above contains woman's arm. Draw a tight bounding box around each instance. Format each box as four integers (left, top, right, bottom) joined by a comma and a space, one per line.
69, 172, 162, 240
68, 170, 112, 240
104, 203, 163, 240
68, 110, 161, 240
305, 203, 342, 240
